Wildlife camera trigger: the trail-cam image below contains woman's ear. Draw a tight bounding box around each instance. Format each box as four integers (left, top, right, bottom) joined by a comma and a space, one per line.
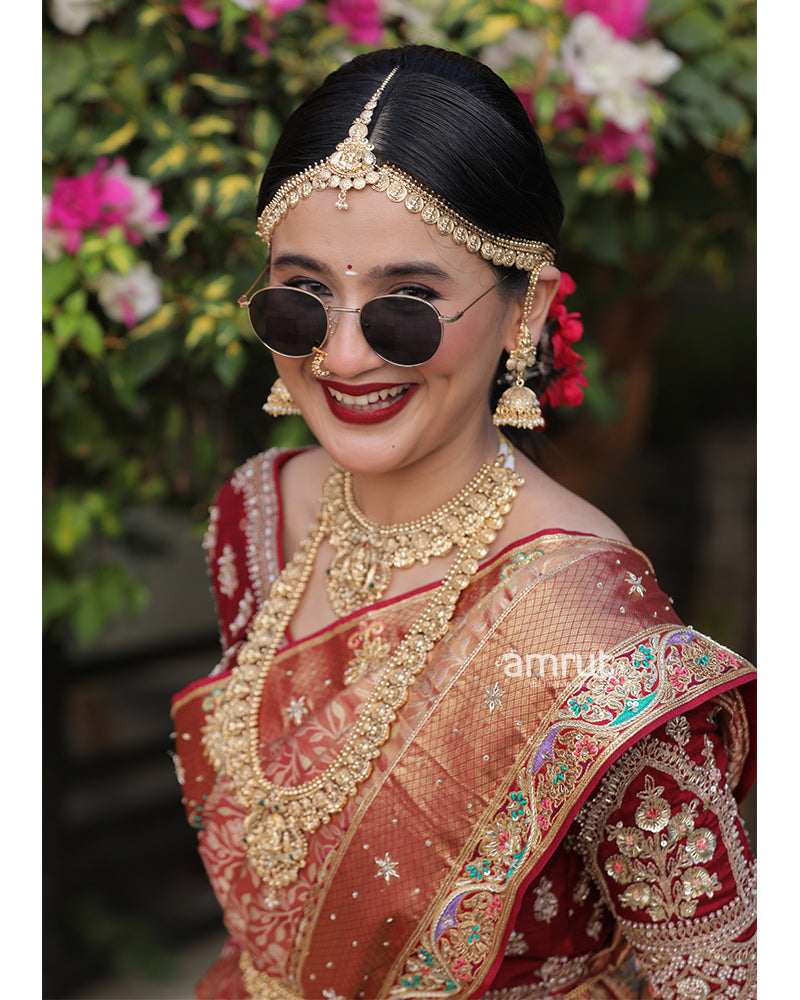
502, 264, 561, 355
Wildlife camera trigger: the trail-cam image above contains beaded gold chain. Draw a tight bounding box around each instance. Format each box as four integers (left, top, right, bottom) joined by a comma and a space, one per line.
202, 455, 522, 904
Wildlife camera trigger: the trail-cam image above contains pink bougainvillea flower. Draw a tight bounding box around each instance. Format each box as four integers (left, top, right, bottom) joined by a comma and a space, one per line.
44, 158, 132, 255
326, 0, 384, 45
105, 158, 169, 243
181, 0, 220, 29
564, 0, 648, 40
265, 0, 306, 13
43, 158, 169, 259
242, 12, 271, 55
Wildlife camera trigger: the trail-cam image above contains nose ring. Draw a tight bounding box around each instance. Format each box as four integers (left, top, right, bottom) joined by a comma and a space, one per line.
311, 346, 330, 379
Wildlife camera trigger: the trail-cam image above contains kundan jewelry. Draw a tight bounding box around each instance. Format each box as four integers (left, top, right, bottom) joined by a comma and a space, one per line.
202, 448, 523, 904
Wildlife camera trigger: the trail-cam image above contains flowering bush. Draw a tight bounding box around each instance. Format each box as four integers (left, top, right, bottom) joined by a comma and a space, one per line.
43, 0, 755, 645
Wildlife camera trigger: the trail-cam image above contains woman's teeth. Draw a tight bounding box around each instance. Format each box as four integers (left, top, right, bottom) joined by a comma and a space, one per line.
327, 385, 407, 409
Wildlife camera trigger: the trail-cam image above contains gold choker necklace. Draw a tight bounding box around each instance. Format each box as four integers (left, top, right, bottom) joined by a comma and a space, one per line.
326, 452, 516, 616
202, 451, 522, 904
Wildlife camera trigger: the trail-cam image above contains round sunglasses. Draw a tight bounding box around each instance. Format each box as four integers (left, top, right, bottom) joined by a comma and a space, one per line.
239, 277, 508, 368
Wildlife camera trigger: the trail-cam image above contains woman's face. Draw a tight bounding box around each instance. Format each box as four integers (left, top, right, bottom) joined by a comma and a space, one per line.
266, 187, 526, 477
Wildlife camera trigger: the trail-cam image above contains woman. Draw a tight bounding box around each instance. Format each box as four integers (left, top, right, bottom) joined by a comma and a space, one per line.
171, 45, 756, 1000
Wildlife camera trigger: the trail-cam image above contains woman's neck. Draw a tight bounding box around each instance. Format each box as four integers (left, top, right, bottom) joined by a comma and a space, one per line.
346, 419, 501, 526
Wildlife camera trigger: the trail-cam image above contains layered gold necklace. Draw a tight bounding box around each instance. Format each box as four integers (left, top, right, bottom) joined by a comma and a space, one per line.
202, 448, 522, 904
326, 459, 518, 616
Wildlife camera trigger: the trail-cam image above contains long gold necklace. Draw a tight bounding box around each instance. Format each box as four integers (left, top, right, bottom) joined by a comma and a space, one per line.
326, 456, 516, 615
202, 452, 522, 905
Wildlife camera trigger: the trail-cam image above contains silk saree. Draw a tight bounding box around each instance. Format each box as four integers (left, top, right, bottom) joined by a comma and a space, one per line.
172, 449, 756, 999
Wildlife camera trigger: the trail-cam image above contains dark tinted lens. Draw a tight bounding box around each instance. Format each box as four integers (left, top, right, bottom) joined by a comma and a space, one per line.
361, 296, 442, 366
248, 287, 327, 356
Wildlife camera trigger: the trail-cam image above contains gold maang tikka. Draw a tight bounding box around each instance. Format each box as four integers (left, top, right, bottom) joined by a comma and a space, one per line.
254, 68, 556, 276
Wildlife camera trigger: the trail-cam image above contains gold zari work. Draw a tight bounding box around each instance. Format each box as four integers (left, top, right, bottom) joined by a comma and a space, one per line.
203, 458, 522, 903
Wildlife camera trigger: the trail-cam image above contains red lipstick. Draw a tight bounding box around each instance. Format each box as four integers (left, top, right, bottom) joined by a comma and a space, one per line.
320, 380, 418, 425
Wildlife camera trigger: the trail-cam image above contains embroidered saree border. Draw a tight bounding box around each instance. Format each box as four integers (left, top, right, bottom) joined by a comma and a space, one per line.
378, 625, 754, 998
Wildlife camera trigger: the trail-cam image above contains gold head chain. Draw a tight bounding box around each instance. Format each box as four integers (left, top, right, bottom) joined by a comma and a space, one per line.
254, 67, 556, 276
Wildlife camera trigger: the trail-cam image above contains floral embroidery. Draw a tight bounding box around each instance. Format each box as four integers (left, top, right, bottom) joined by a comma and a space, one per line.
375, 852, 400, 883
532, 875, 558, 923
625, 571, 645, 596
634, 775, 671, 831
504, 929, 528, 956
217, 542, 238, 598
585, 900, 606, 941
665, 714, 690, 747
483, 681, 505, 714
344, 619, 392, 684
284, 695, 309, 726
572, 734, 599, 761
603, 774, 723, 921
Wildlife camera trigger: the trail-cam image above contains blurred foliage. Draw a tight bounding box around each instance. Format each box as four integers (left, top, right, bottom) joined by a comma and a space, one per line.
42, 0, 755, 648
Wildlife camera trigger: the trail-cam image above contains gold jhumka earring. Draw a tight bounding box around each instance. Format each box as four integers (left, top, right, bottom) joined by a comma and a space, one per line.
493, 268, 546, 431
262, 377, 301, 417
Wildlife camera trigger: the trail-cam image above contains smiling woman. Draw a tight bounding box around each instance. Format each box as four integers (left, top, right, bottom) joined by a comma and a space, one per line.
170, 44, 756, 1000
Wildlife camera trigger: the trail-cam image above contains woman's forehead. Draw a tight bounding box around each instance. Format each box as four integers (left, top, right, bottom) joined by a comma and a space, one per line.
270, 187, 493, 278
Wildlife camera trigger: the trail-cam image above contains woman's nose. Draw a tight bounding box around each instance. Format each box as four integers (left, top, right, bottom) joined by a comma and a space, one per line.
321, 306, 382, 375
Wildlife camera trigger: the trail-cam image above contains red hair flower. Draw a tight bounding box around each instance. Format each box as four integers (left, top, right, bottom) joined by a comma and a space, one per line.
540, 271, 588, 409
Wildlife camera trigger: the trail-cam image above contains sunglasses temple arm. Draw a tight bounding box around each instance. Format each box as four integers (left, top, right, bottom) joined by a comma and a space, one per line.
444, 273, 510, 323
237, 255, 272, 308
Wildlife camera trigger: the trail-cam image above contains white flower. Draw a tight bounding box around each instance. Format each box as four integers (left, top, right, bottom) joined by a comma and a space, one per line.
481, 28, 547, 75
94, 262, 162, 328
231, 0, 264, 10
49, 0, 107, 34
562, 12, 680, 132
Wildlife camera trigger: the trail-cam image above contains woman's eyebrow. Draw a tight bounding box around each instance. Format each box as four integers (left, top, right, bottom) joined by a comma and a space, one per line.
366, 261, 453, 282
270, 251, 332, 275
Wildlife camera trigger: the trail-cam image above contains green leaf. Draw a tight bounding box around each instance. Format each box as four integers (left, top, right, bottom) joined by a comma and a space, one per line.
647, 0, 693, 20
43, 257, 79, 304
77, 313, 106, 358
130, 302, 180, 339
42, 39, 89, 108
188, 73, 254, 103
43, 103, 81, 159
71, 564, 149, 647
189, 114, 237, 138
465, 14, 520, 47
43, 332, 59, 385
144, 142, 191, 181
662, 8, 726, 53
93, 119, 139, 155
213, 174, 257, 218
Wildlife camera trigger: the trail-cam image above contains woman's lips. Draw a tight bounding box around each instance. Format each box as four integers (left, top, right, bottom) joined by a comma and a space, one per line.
320, 380, 418, 424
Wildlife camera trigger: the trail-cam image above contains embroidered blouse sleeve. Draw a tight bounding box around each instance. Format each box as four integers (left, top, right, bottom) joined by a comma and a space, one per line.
574, 696, 756, 999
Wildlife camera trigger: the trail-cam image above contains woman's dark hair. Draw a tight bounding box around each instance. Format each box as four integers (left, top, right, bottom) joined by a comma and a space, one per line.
257, 44, 565, 459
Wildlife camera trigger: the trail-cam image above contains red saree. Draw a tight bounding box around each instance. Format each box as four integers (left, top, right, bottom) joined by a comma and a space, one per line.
172, 449, 756, 999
